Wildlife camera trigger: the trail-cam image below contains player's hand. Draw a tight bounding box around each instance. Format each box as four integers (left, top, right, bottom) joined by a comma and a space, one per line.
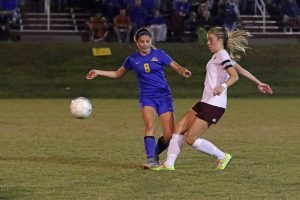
86, 69, 99, 80
183, 69, 192, 78
213, 85, 225, 96
257, 83, 273, 94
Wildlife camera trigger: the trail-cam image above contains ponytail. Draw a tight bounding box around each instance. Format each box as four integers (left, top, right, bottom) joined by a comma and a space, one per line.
208, 27, 252, 61
227, 28, 252, 61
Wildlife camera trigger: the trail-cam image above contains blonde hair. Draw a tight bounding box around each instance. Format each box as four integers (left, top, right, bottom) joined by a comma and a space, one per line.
208, 27, 252, 61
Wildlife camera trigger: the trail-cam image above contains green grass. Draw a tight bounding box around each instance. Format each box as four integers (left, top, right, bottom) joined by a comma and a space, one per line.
0, 42, 299, 98
0, 98, 299, 199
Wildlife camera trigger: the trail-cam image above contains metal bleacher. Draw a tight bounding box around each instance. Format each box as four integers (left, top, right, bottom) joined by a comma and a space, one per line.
10, 7, 91, 41
240, 14, 300, 39
241, 15, 280, 33
9, 0, 300, 42
239, 0, 300, 39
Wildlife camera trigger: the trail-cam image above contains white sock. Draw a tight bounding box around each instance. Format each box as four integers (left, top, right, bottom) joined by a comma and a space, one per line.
192, 138, 225, 160
164, 134, 184, 167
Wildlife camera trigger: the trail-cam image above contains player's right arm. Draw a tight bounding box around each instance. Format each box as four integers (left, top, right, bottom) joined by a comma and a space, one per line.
86, 66, 127, 79
234, 63, 273, 94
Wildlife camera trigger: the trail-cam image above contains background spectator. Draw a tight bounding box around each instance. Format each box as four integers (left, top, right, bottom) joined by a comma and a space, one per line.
113, 8, 132, 42
0, 13, 10, 41
229, 0, 240, 17
239, 0, 255, 15
207, 0, 220, 17
197, 2, 209, 18
91, 0, 104, 15
149, 9, 167, 43
122, 0, 134, 9
1, 0, 18, 11
168, 12, 185, 42
103, 0, 122, 23
87, 13, 108, 42
160, 0, 173, 15
198, 9, 215, 45
205, 0, 216, 11
211, 0, 226, 26
265, 0, 281, 19
280, 0, 300, 32
175, 0, 190, 19
197, 10, 216, 45
128, 0, 148, 33
141, 0, 156, 15
198, 8, 216, 31
183, 11, 198, 42
218, 0, 238, 29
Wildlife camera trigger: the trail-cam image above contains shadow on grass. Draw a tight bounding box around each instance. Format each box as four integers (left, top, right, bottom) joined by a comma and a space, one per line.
0, 156, 137, 169
0, 184, 32, 200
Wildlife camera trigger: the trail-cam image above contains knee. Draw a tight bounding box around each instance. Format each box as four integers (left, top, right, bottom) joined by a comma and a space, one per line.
162, 131, 173, 141
163, 125, 173, 136
144, 122, 155, 133
174, 120, 186, 134
185, 135, 196, 146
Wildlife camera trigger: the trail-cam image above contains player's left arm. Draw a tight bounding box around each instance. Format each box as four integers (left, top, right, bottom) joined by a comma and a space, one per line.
169, 61, 192, 78
234, 62, 273, 94
213, 66, 239, 96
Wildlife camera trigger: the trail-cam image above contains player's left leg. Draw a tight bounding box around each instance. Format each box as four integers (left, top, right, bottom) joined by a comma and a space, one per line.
185, 118, 231, 170
155, 111, 174, 160
154, 97, 174, 162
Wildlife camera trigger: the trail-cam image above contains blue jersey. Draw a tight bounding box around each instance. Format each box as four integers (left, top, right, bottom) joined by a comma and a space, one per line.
123, 48, 173, 99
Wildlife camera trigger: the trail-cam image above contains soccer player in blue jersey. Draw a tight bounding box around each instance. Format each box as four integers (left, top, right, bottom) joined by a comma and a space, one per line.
86, 27, 192, 169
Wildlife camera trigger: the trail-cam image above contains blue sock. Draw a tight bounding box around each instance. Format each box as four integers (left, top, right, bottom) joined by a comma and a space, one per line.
144, 136, 156, 159
155, 135, 170, 155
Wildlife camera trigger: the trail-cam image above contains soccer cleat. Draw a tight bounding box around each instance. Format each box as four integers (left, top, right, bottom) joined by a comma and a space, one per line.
152, 164, 175, 171
215, 153, 232, 170
142, 158, 160, 170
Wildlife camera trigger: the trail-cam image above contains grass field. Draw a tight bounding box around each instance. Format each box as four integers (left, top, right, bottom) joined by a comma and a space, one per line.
0, 98, 299, 200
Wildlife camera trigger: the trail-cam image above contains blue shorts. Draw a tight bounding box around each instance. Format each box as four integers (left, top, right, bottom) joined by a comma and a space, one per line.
139, 96, 174, 116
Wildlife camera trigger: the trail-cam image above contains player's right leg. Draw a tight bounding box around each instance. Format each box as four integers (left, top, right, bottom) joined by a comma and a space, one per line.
174, 109, 197, 135
141, 105, 160, 169
172, 101, 204, 136
155, 111, 174, 163
160, 109, 197, 170
156, 101, 201, 165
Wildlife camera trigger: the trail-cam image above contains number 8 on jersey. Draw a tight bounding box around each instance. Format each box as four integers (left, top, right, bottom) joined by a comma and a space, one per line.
144, 63, 151, 73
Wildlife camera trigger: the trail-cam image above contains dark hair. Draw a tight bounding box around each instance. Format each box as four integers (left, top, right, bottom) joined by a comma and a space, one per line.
134, 27, 152, 41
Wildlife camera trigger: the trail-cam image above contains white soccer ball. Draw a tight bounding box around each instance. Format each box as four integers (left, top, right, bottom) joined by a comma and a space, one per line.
70, 97, 92, 119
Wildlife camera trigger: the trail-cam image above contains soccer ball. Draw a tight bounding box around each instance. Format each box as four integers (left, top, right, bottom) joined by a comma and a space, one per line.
70, 97, 92, 119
